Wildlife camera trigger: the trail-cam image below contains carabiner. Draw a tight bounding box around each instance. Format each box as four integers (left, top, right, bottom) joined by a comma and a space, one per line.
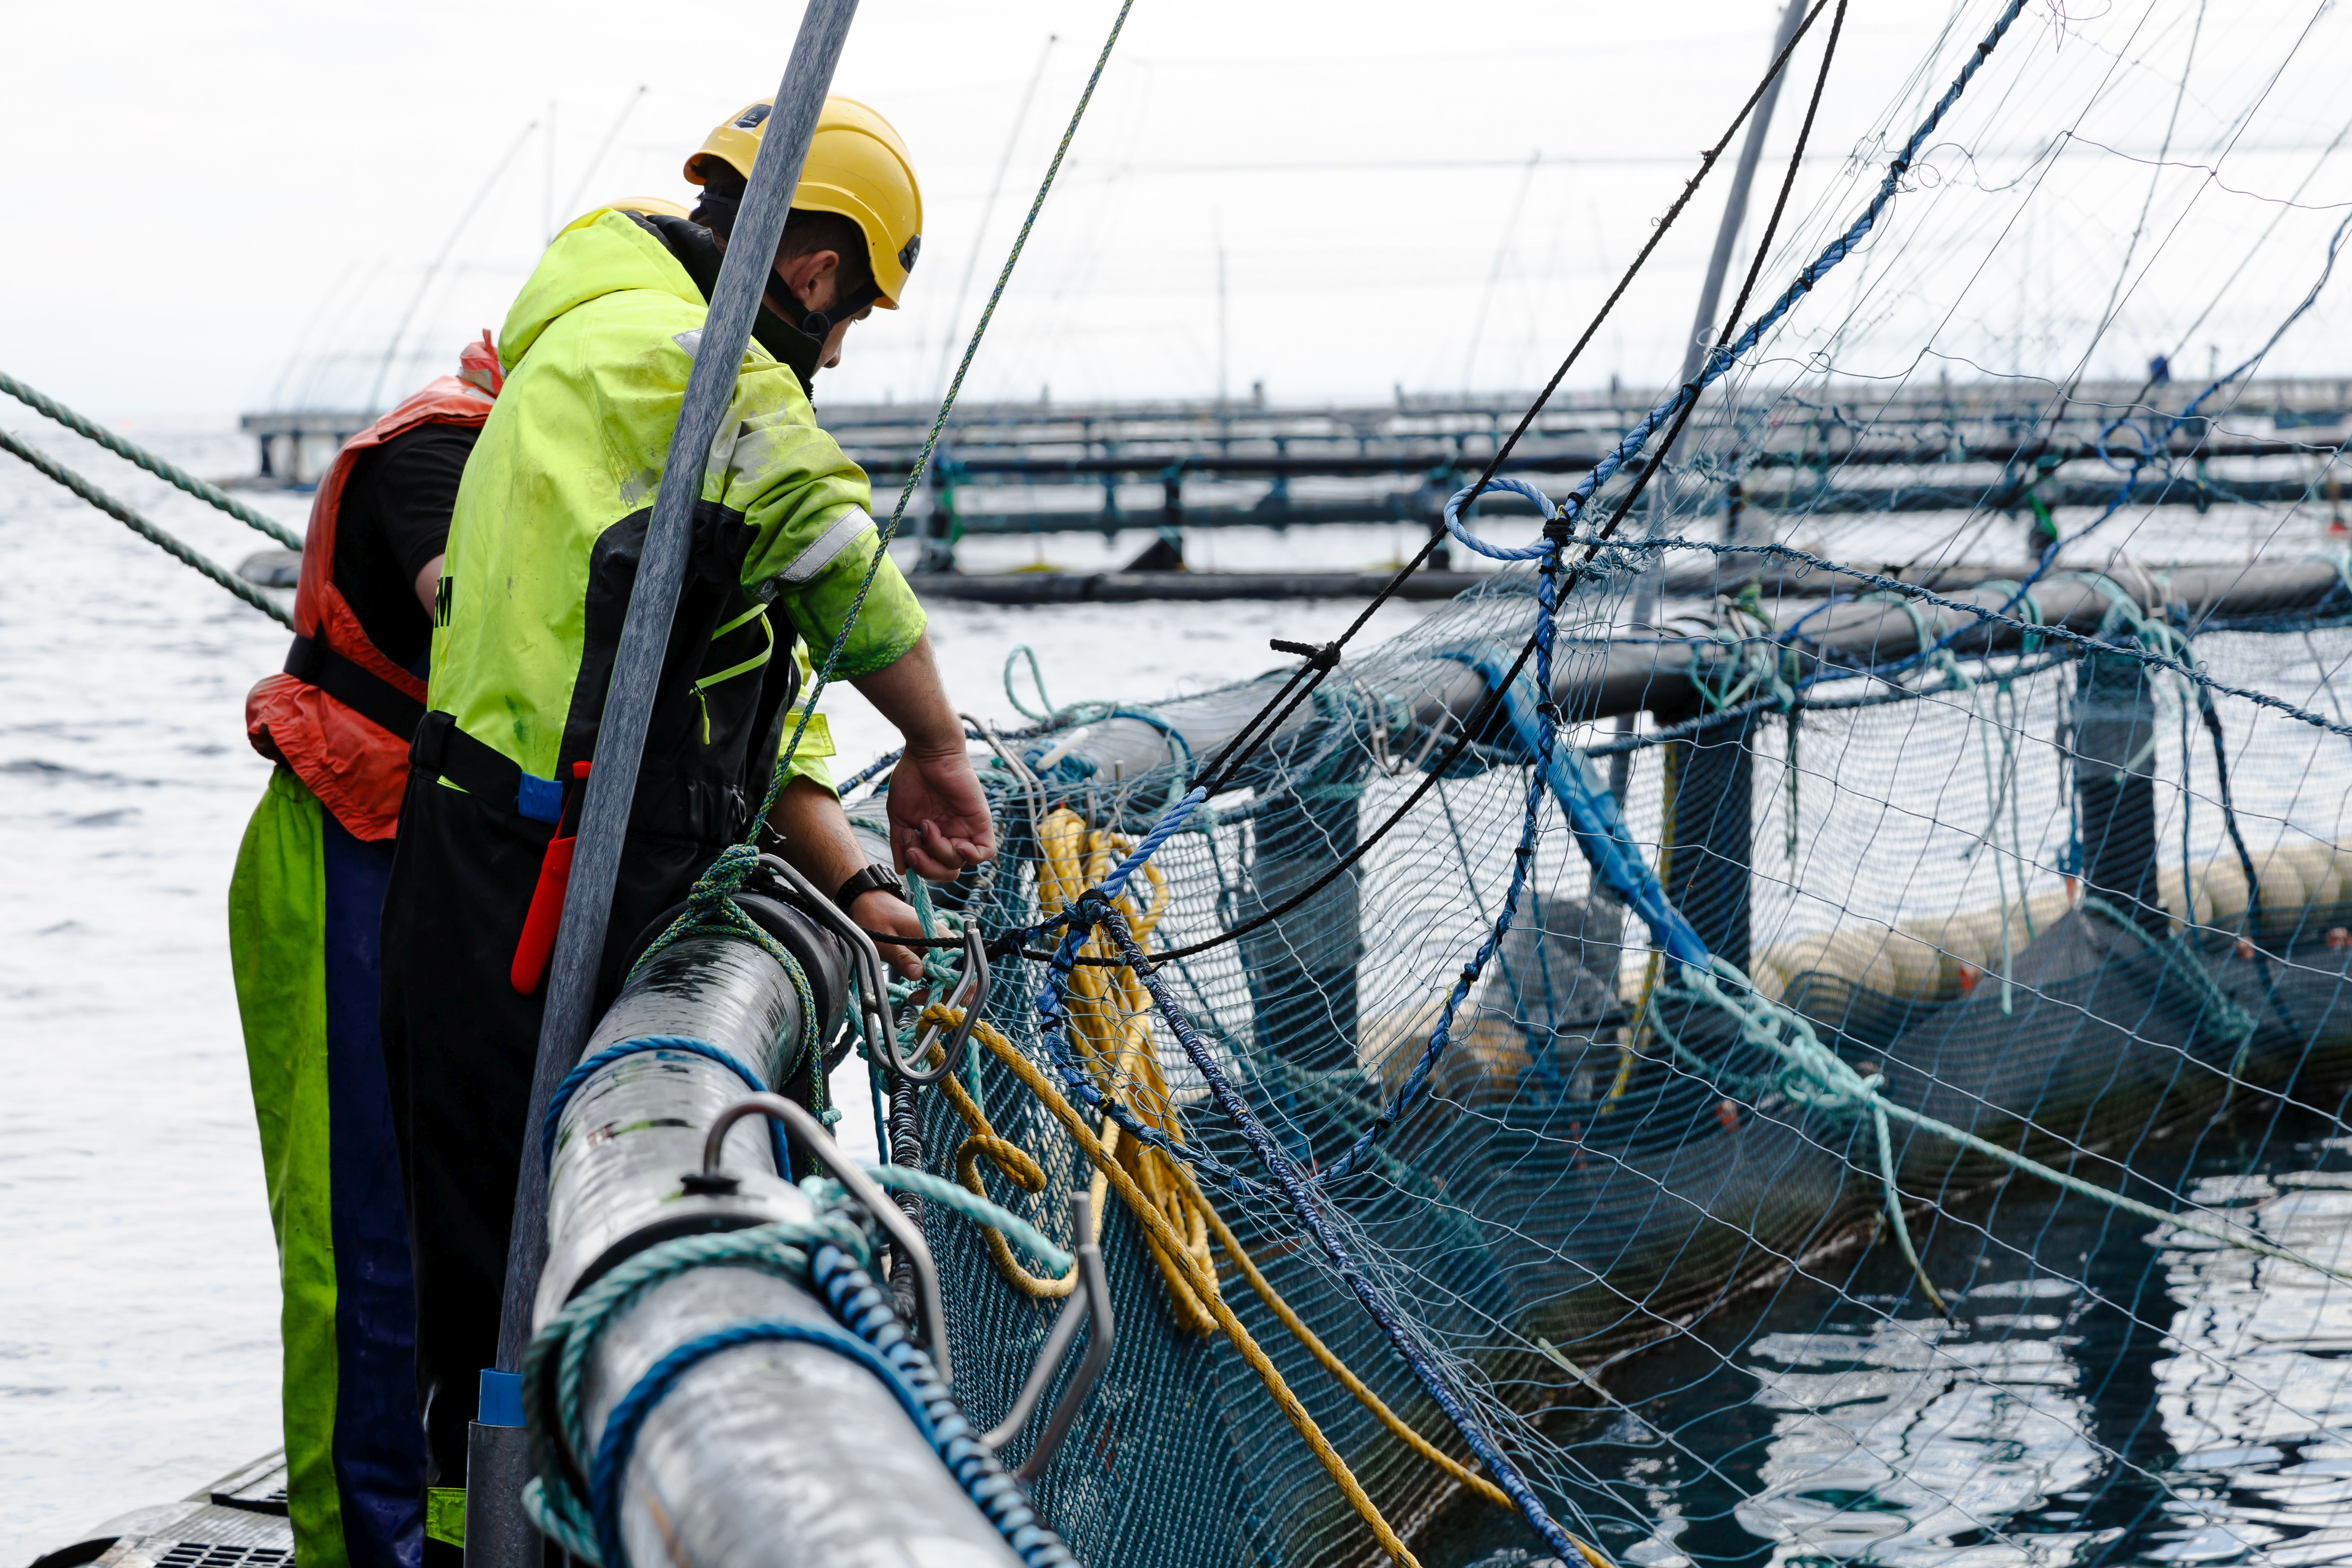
892, 922, 991, 1087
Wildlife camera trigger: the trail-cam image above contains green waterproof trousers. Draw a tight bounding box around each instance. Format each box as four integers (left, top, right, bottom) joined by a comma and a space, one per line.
229, 767, 424, 1568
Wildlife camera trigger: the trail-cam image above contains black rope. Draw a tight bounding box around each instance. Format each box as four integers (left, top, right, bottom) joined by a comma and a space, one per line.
1187, 0, 1831, 797
2197, 686, 2266, 935
1596, 0, 1848, 539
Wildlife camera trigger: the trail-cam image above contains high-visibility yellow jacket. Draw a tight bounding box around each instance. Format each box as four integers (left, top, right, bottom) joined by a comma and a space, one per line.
425, 207, 922, 840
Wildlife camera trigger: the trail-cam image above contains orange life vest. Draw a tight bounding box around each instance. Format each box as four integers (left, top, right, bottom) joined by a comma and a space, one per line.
245, 336, 502, 841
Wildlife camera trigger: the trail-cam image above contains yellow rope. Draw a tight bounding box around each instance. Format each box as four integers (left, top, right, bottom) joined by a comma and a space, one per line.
931, 1007, 1422, 1567
1027, 808, 1223, 1331
917, 805, 1623, 1567
1180, 1165, 1514, 1512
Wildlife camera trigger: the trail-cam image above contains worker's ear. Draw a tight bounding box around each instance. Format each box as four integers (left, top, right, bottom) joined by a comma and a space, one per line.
775, 248, 843, 313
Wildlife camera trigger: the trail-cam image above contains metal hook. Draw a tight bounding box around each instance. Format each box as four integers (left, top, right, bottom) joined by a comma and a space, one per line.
699, 1091, 952, 1387
980, 1190, 1115, 1480
756, 850, 984, 1090
900, 922, 992, 1086
754, 853, 895, 1064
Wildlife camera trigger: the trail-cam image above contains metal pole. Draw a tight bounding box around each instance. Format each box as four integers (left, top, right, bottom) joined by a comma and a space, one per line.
467, 5, 860, 1562
1612, 0, 1808, 799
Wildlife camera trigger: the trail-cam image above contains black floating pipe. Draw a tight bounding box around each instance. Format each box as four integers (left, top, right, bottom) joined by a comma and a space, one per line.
1237, 745, 1370, 1081
1661, 709, 1757, 973
533, 918, 1023, 1568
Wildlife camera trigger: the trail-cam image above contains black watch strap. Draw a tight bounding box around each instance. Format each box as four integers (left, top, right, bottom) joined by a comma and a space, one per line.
834, 863, 906, 911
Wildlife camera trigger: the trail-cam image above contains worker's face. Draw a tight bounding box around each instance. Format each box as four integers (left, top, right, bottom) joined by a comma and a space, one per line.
768, 250, 872, 369
815, 302, 873, 369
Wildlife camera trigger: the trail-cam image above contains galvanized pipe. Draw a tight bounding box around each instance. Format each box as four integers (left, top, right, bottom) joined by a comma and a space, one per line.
474, 8, 864, 1557
537, 926, 1021, 1568
1035, 558, 2349, 787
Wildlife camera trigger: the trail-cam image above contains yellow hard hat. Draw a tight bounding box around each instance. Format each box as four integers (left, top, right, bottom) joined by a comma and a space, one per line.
686, 95, 922, 309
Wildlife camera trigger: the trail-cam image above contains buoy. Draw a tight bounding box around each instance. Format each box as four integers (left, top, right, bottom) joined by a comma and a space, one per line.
2196, 855, 2252, 927
1880, 928, 1946, 1001
1755, 929, 1899, 998
2159, 865, 2217, 934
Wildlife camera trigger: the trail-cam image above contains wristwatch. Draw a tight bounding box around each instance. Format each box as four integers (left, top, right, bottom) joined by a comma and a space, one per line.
834, 863, 908, 912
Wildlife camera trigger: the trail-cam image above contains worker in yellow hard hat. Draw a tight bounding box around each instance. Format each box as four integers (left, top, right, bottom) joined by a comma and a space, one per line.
687, 95, 921, 332
380, 95, 986, 1564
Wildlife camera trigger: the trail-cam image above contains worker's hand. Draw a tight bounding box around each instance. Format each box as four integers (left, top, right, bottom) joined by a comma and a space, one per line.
851, 889, 929, 982
887, 746, 995, 882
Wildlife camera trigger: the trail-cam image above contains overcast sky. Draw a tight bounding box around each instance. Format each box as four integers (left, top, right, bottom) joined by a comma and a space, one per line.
7, 0, 2350, 431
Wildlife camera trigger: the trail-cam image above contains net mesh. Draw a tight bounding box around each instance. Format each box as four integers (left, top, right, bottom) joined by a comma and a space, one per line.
836, 4, 2352, 1564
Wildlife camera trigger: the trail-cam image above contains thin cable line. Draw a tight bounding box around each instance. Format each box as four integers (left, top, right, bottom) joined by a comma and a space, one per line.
762, 0, 1140, 826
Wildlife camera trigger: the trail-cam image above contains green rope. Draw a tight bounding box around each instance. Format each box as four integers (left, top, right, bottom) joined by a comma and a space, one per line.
1652, 956, 2352, 1295
759, 0, 1140, 827
521, 1219, 862, 1557
807, 1166, 1074, 1277
521, 1165, 1087, 1555
1005, 644, 1056, 722
0, 427, 294, 629
0, 369, 305, 550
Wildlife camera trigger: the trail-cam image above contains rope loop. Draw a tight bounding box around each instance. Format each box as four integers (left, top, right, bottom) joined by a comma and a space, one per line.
1441, 476, 1564, 561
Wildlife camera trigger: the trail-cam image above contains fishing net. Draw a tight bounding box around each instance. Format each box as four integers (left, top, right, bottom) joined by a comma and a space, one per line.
823, 4, 2352, 1566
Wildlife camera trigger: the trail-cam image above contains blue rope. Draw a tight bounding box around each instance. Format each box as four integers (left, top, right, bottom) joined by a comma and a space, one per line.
1443, 476, 1564, 561
997, 10, 2042, 1551
2010, 209, 2352, 602
1548, 532, 2352, 742
1542, 0, 2029, 537
1319, 485, 1577, 1185
540, 1035, 787, 1176
587, 1317, 932, 1568
760, 0, 1140, 827
810, 1245, 1079, 1567
530, 1224, 1079, 1567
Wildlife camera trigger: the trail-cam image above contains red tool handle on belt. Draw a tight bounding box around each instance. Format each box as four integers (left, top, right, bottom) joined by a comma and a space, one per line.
511, 762, 592, 995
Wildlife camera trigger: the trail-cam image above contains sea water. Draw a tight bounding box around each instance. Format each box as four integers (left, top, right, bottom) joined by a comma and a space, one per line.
1429, 1105, 2352, 1568
4, 422, 2347, 1568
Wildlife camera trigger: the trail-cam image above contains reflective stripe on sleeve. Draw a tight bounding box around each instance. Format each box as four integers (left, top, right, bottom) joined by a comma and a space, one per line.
775, 506, 876, 586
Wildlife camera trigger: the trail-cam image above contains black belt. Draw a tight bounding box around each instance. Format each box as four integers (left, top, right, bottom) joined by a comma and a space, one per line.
284, 634, 427, 743
409, 710, 565, 825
